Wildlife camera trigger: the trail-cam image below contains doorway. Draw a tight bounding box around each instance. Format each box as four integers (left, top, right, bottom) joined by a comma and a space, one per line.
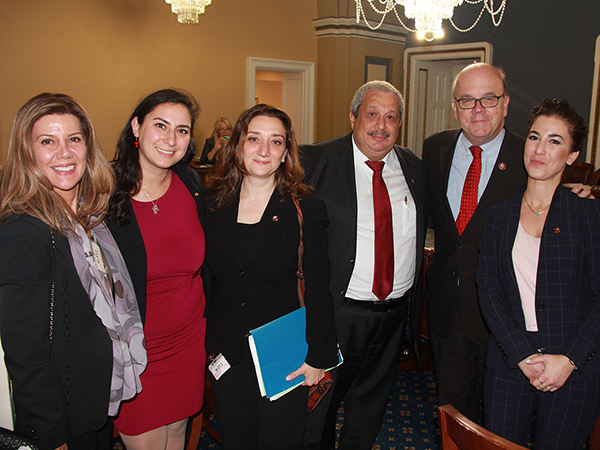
247, 57, 315, 145
402, 42, 493, 156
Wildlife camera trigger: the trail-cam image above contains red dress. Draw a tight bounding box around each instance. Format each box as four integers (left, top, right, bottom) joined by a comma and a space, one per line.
114, 174, 206, 435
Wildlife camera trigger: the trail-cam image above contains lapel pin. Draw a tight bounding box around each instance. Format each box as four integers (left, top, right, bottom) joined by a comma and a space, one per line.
554, 227, 560, 234
272, 216, 279, 222
498, 162, 507, 170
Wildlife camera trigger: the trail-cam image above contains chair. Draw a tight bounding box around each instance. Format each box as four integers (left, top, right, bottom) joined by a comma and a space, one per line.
561, 161, 594, 184
438, 405, 528, 450
587, 168, 600, 187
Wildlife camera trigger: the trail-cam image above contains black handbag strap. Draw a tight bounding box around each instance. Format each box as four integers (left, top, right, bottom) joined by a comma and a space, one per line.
292, 196, 305, 308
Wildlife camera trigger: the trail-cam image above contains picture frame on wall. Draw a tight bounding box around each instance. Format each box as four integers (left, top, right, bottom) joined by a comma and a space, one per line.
365, 56, 393, 83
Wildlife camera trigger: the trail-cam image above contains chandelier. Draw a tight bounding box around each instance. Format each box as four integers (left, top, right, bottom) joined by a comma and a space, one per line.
355, 0, 506, 41
165, 0, 211, 24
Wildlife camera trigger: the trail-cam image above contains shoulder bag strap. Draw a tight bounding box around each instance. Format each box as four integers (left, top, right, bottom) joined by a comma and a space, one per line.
291, 196, 305, 308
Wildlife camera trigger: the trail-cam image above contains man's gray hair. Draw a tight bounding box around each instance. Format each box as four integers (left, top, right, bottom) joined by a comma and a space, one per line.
350, 80, 404, 121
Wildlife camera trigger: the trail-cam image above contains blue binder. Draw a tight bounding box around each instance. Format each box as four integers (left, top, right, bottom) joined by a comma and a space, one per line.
248, 307, 342, 401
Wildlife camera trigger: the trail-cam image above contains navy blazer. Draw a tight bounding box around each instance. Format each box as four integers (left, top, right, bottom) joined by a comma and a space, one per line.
203, 189, 338, 369
423, 128, 526, 344
477, 184, 600, 379
301, 133, 429, 356
107, 162, 209, 323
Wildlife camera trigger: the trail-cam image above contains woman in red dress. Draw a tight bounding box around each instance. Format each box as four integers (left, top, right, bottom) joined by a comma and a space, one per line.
107, 89, 207, 450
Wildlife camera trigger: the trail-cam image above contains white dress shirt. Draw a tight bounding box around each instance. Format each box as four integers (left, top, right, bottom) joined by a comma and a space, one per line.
447, 129, 505, 220
345, 138, 417, 301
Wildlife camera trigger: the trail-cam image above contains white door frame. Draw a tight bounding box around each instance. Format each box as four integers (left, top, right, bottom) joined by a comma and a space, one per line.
247, 57, 315, 144
587, 35, 600, 166
402, 42, 493, 150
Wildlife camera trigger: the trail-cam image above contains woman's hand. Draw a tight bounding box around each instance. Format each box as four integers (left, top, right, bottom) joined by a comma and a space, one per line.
214, 137, 228, 152
526, 354, 575, 392
286, 363, 325, 386
518, 353, 545, 381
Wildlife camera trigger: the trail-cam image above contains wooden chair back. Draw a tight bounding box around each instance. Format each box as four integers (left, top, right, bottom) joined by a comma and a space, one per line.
438, 405, 528, 450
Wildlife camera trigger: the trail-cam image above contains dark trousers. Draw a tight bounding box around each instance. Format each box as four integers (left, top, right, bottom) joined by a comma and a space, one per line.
211, 345, 307, 450
484, 366, 600, 450
68, 417, 112, 450
430, 305, 487, 423
313, 297, 408, 450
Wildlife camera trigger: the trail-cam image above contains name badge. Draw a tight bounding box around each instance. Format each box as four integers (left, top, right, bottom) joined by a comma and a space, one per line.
208, 353, 231, 380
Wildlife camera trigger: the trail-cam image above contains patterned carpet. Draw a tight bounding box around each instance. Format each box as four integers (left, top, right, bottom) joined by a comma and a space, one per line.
191, 370, 440, 450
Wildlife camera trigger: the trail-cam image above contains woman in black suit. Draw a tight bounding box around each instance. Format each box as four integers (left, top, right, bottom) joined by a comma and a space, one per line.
0, 93, 146, 450
478, 99, 600, 449
203, 104, 338, 450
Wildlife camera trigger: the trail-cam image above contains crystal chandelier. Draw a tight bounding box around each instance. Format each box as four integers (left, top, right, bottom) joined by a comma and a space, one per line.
165, 0, 211, 24
355, 0, 506, 41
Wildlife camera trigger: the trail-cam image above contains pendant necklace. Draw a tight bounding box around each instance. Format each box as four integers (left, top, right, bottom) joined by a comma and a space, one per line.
142, 189, 160, 215
523, 194, 548, 216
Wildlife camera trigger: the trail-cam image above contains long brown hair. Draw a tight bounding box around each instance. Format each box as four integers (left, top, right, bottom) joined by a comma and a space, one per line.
109, 88, 200, 226
0, 93, 114, 232
204, 104, 310, 211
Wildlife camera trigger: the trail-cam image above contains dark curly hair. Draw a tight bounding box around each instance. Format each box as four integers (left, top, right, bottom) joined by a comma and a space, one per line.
108, 88, 200, 225
204, 104, 310, 211
528, 99, 587, 153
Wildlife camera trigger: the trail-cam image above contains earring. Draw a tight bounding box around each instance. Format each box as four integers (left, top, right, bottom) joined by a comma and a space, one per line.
134, 137, 139, 148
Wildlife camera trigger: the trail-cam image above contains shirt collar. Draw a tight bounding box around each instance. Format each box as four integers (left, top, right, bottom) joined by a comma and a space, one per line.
457, 128, 506, 158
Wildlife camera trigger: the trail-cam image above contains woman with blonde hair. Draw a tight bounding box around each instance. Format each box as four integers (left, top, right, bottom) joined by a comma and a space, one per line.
0, 93, 146, 450
200, 116, 232, 165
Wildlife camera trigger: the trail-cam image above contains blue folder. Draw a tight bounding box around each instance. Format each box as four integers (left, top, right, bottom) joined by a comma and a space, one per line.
248, 307, 342, 401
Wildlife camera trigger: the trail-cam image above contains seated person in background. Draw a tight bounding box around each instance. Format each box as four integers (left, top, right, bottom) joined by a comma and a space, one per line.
478, 99, 600, 450
200, 116, 232, 165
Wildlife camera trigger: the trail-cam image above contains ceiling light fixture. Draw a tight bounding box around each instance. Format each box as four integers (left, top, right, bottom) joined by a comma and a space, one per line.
165, 0, 211, 24
355, 0, 506, 42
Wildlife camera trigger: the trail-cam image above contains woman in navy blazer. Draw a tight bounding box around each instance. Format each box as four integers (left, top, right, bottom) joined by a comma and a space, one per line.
203, 104, 338, 450
478, 99, 600, 449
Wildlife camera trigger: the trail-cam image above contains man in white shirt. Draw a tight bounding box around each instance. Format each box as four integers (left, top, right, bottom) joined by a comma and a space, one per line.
302, 81, 429, 449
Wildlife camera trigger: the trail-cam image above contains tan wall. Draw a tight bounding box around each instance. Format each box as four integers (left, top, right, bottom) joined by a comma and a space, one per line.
0, 0, 318, 161
316, 36, 405, 142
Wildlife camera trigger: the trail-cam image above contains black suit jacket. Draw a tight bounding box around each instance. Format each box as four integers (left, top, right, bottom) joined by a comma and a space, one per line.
107, 162, 209, 323
478, 184, 600, 379
200, 137, 216, 165
0, 215, 112, 450
301, 133, 429, 355
203, 190, 339, 369
422, 129, 526, 344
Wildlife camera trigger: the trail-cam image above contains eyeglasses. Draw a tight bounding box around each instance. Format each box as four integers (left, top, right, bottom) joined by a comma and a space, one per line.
218, 127, 231, 132
454, 94, 506, 110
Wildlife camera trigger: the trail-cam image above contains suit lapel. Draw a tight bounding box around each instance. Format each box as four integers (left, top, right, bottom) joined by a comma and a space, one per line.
474, 130, 524, 223
213, 193, 243, 268
337, 135, 358, 240
438, 130, 461, 231
244, 189, 292, 263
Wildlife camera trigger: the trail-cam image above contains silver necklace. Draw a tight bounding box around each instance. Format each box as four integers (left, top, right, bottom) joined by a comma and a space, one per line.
142, 189, 160, 215
523, 194, 548, 216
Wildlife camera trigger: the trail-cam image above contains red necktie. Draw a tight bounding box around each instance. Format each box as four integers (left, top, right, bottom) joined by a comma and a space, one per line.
366, 160, 393, 301
456, 146, 483, 235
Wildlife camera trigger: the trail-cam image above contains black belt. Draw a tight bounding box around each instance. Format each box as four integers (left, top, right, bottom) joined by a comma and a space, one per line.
346, 293, 408, 312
